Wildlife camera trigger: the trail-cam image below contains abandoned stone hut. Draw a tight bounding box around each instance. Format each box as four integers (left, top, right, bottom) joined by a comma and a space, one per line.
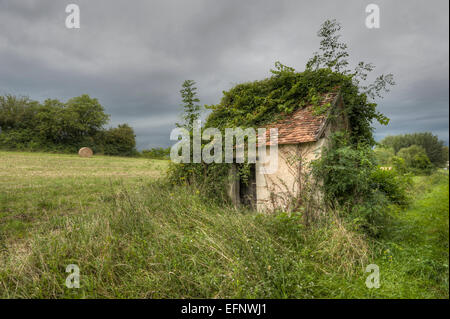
228, 91, 349, 212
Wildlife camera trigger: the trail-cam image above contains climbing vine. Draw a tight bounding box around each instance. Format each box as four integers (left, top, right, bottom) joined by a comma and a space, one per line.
169, 19, 397, 214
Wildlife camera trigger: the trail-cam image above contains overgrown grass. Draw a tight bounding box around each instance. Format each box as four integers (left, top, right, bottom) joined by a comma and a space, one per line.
0, 152, 448, 298
369, 171, 449, 298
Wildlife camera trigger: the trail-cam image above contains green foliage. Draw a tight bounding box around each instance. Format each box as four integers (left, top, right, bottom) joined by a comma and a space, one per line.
65, 95, 110, 138
306, 19, 394, 120
297, 19, 402, 235
203, 19, 394, 146
141, 147, 170, 159
378, 171, 449, 296
380, 132, 447, 167
177, 80, 201, 131
311, 133, 375, 204
0, 95, 40, 131
373, 145, 395, 166
207, 67, 338, 127
397, 145, 433, 174
306, 19, 350, 73
205, 65, 386, 146
204, 19, 394, 146
443, 146, 449, 163
312, 133, 409, 236
0, 94, 136, 156
391, 156, 408, 174
370, 169, 410, 206
169, 79, 234, 200
96, 124, 137, 156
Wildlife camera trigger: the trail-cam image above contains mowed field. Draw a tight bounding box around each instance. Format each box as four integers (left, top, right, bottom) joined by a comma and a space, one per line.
0, 151, 448, 298
0, 151, 167, 240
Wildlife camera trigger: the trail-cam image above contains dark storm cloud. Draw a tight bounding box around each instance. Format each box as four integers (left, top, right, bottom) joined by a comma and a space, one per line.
0, 0, 448, 149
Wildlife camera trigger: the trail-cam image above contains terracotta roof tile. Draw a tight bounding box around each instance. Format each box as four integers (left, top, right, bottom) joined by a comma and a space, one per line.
261, 92, 339, 145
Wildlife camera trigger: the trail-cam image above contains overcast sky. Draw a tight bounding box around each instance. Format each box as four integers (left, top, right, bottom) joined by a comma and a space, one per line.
0, 0, 448, 149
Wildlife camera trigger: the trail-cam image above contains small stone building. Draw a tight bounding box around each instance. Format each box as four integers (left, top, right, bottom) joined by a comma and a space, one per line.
229, 91, 348, 212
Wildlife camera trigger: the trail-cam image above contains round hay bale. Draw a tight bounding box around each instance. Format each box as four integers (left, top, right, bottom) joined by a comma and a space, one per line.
78, 147, 93, 158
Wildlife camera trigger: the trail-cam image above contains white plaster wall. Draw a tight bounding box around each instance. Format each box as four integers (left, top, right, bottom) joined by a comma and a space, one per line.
256, 139, 328, 212
254, 95, 347, 212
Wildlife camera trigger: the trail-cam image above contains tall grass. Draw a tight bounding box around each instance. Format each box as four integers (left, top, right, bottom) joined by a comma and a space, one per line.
0, 152, 448, 298
0, 180, 370, 298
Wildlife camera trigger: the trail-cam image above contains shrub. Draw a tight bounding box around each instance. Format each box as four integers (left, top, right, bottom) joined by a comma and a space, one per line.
370, 168, 410, 207
397, 145, 433, 174
311, 132, 375, 205
312, 133, 410, 236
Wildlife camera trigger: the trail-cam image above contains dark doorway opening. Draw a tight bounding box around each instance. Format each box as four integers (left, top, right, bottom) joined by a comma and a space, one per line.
239, 164, 257, 209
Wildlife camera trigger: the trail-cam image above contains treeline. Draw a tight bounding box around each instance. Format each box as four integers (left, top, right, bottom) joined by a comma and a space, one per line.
0, 94, 137, 156
140, 147, 170, 159
375, 132, 449, 173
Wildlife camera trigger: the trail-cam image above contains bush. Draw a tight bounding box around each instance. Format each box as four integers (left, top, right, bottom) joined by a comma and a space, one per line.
348, 191, 392, 237
370, 168, 410, 207
397, 145, 433, 174
312, 133, 410, 236
311, 132, 375, 205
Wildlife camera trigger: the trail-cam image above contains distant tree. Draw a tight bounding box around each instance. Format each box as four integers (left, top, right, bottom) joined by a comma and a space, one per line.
380, 132, 447, 166
35, 99, 67, 143
100, 124, 136, 156
65, 94, 110, 139
442, 146, 449, 163
0, 95, 39, 130
397, 145, 432, 172
176, 80, 201, 131
0, 94, 136, 156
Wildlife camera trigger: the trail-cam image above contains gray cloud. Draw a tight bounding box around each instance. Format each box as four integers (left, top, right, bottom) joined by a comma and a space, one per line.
0, 0, 448, 149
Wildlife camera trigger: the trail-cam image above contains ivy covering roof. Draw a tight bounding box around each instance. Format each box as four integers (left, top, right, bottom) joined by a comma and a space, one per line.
262, 91, 340, 145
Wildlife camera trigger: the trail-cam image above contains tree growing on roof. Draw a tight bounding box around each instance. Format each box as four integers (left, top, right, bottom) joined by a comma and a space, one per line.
306, 19, 395, 145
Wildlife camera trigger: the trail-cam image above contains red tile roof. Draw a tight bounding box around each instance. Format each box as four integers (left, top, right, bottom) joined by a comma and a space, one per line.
262, 92, 339, 145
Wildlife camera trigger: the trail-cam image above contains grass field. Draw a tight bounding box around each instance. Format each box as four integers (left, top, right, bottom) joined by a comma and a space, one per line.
0, 151, 167, 241
0, 151, 448, 298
